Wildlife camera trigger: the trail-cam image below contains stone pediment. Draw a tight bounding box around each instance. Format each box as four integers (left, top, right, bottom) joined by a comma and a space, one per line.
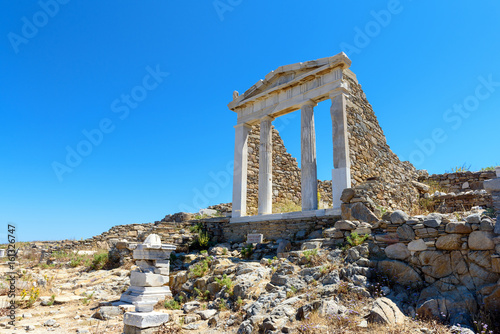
228, 53, 351, 112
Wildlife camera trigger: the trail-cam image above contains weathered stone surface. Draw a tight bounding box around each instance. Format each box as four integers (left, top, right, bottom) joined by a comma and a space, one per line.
415, 228, 438, 238
408, 239, 427, 252
384, 243, 410, 260
484, 178, 500, 192
417, 286, 477, 325
445, 222, 472, 234
466, 213, 481, 224
123, 312, 169, 329
396, 224, 415, 241
468, 251, 492, 269
419, 251, 452, 278
390, 211, 409, 224
468, 231, 495, 250
484, 285, 500, 312
130, 272, 168, 287
301, 241, 322, 250
377, 260, 422, 287
182, 301, 201, 313
92, 306, 123, 320
195, 309, 217, 320
367, 298, 405, 325
334, 220, 357, 230
340, 188, 355, 203
344, 202, 378, 223
435, 234, 462, 250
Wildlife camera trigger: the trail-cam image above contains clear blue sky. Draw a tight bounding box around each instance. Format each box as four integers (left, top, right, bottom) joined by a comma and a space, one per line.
1, 1, 499, 241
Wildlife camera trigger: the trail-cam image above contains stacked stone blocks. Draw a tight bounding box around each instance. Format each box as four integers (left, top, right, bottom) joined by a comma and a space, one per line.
121, 234, 175, 334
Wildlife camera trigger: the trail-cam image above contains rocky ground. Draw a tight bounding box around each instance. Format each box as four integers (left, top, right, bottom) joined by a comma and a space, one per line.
1, 225, 483, 334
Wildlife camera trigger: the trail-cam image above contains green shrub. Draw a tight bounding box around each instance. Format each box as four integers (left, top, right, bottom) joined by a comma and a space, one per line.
302, 249, 318, 261
240, 244, 254, 259
164, 299, 181, 310
346, 232, 368, 247
214, 274, 233, 294
90, 251, 108, 270
190, 222, 204, 233
189, 258, 210, 278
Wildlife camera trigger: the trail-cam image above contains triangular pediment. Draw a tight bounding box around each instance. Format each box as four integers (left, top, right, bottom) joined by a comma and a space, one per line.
229, 53, 350, 110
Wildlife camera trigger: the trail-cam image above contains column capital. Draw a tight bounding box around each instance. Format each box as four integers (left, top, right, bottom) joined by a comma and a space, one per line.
234, 123, 252, 129
300, 99, 317, 108
260, 115, 275, 122
329, 85, 350, 99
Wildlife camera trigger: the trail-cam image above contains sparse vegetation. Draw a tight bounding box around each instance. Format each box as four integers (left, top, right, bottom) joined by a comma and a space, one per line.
89, 250, 109, 270
448, 163, 471, 173
273, 199, 302, 213
346, 232, 368, 247
214, 274, 233, 294
240, 244, 254, 259
189, 257, 212, 278
82, 291, 94, 305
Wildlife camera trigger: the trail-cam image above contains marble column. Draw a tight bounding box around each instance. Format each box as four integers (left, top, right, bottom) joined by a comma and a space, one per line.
330, 89, 351, 209
232, 123, 251, 218
258, 116, 274, 215
301, 100, 318, 211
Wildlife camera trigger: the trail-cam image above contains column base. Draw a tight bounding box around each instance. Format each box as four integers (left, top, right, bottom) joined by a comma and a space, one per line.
332, 167, 351, 209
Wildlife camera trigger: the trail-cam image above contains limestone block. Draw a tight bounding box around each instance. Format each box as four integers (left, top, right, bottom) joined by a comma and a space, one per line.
396, 224, 415, 241
136, 260, 155, 273
130, 272, 169, 287
491, 257, 500, 273
377, 260, 422, 287
367, 297, 405, 325
334, 220, 357, 230
466, 213, 481, 224
120, 286, 172, 304
154, 268, 169, 276
436, 234, 462, 250
301, 241, 322, 250
154, 260, 170, 268
133, 249, 169, 260
445, 222, 472, 234
384, 243, 410, 260
134, 301, 156, 312
390, 210, 409, 224
408, 239, 427, 252
484, 178, 500, 193
469, 231, 495, 250
123, 324, 159, 334
123, 311, 169, 329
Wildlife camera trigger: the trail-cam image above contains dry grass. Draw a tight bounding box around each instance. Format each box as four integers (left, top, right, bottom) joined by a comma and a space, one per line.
273, 199, 302, 213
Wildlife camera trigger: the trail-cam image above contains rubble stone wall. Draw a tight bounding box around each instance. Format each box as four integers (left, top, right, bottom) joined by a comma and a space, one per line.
324, 212, 500, 317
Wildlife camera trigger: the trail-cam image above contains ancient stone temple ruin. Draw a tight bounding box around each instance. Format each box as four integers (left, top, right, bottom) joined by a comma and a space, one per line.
229, 52, 420, 221
230, 53, 352, 218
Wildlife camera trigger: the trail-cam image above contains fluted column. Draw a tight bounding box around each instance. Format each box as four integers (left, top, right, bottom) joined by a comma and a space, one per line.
232, 123, 251, 218
301, 100, 318, 211
330, 89, 351, 209
258, 116, 274, 215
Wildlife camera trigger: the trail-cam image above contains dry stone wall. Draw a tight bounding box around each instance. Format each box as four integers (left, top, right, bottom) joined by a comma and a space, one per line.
417, 171, 496, 213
